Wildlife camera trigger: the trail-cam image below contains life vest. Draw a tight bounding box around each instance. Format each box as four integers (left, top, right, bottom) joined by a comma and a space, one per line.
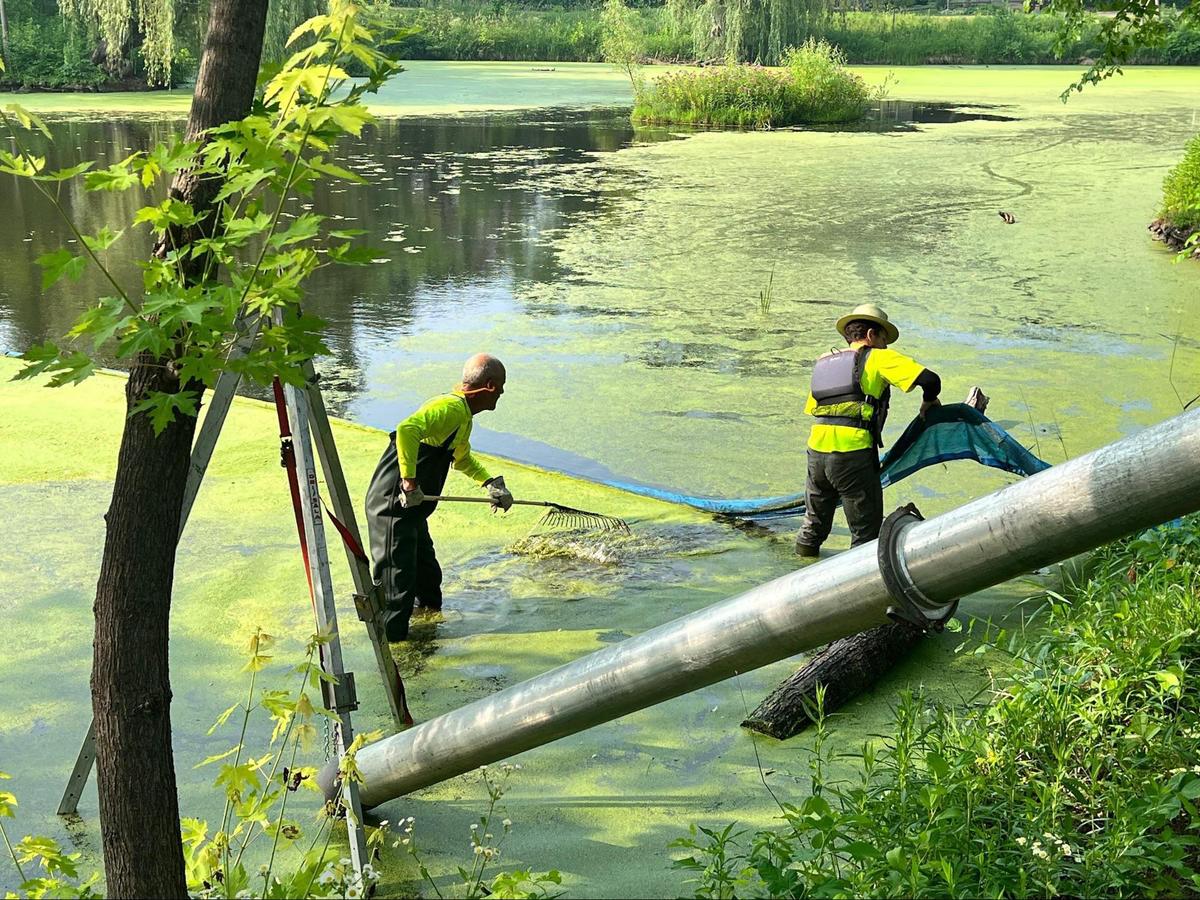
809, 347, 890, 447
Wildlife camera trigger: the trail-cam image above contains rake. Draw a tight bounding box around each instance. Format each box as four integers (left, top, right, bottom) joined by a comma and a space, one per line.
425, 495, 631, 534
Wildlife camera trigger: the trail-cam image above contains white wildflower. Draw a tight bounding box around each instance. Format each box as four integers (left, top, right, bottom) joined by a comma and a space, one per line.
319, 870, 337, 886
1016, 836, 1027, 846
474, 845, 484, 855
346, 885, 363, 899
470, 823, 479, 831
502, 818, 513, 829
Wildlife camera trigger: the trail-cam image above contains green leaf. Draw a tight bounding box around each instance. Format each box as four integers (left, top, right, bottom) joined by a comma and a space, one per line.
13, 343, 63, 381
129, 390, 200, 435
327, 104, 374, 136
66, 297, 131, 350
35, 249, 87, 290
269, 212, 324, 248
46, 351, 96, 387
307, 157, 366, 184
5, 103, 51, 138
207, 703, 241, 736
0, 148, 42, 178
35, 161, 95, 183
85, 162, 140, 193
194, 746, 239, 769
82, 226, 125, 253
222, 211, 273, 243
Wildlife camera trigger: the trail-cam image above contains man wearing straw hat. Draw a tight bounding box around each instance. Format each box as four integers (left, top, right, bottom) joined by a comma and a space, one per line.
795, 304, 942, 557
366, 353, 515, 642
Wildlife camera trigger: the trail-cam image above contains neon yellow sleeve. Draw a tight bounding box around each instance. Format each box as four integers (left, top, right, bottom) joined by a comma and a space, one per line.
872, 349, 926, 393
453, 445, 492, 484
395, 397, 467, 479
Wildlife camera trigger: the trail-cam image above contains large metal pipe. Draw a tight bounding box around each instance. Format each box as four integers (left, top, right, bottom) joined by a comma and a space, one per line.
324, 409, 1200, 808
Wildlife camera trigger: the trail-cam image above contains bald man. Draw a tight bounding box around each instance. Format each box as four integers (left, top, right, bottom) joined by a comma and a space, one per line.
365, 354, 514, 641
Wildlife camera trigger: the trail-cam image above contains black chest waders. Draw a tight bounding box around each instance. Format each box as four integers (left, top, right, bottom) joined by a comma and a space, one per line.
365, 412, 463, 641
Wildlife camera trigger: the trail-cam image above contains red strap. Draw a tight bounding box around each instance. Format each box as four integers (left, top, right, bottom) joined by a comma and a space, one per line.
274, 378, 414, 728
273, 378, 315, 608
322, 500, 370, 565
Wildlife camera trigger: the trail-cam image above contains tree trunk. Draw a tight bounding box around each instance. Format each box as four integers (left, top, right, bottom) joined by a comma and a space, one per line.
741, 621, 925, 740
91, 2, 268, 897
0, 0, 10, 72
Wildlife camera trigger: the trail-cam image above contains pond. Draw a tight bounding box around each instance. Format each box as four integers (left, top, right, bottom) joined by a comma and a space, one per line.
2, 62, 1199, 897
2, 64, 1197, 508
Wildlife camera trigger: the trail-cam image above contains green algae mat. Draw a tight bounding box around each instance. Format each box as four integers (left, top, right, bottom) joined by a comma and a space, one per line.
0, 358, 1044, 897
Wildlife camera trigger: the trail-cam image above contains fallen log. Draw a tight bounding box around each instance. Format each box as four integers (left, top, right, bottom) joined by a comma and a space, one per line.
741, 620, 924, 739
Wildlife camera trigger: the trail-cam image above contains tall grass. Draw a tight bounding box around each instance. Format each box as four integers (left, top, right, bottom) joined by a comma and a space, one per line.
632, 39, 882, 128
673, 514, 1200, 898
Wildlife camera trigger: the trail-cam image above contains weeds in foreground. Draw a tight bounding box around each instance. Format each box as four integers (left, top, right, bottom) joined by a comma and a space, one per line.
399, 764, 563, 899
1, 631, 558, 899
673, 514, 1200, 898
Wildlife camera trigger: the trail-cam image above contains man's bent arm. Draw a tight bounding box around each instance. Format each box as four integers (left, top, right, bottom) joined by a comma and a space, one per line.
913, 368, 941, 401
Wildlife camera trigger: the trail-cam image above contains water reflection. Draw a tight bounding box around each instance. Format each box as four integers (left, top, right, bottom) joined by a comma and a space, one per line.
0, 107, 670, 409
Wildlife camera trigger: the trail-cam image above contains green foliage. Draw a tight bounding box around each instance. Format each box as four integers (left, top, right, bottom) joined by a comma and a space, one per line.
2, 1, 404, 435
182, 628, 393, 899
632, 39, 883, 128
601, 0, 647, 88
673, 514, 1200, 897
0, 774, 102, 899
1047, 0, 1200, 96
1160, 132, 1200, 232
0, 15, 107, 90
782, 38, 878, 123
374, 2, 690, 63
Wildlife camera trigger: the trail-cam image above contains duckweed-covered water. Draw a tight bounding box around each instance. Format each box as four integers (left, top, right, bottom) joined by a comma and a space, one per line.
2, 63, 1199, 896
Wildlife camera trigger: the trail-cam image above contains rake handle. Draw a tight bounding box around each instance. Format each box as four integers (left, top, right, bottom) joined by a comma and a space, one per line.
424, 495, 558, 509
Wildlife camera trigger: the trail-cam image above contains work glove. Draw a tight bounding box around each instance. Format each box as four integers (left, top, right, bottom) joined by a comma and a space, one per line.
485, 475, 514, 512
398, 479, 425, 509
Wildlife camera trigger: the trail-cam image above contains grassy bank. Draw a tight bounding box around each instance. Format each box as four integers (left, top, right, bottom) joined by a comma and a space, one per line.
372, 4, 1200, 66
674, 514, 1200, 897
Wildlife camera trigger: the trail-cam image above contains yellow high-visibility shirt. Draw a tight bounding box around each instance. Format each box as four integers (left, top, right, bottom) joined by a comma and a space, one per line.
804, 348, 926, 453
396, 391, 493, 483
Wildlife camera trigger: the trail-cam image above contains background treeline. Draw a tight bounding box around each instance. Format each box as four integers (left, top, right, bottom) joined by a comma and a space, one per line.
375, 3, 1200, 65
2, 0, 1199, 91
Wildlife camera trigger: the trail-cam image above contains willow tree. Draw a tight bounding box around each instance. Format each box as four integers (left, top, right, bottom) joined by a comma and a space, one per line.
60, 0, 325, 87
667, 0, 830, 64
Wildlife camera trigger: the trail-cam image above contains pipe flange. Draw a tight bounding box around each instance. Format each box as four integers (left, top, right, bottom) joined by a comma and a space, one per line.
878, 503, 959, 633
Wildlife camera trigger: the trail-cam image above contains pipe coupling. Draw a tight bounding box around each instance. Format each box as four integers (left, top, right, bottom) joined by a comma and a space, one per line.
878, 503, 958, 632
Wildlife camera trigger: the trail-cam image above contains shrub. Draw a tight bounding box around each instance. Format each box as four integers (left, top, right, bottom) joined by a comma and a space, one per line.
673, 514, 1200, 898
783, 39, 875, 124
1161, 133, 1200, 230
633, 39, 882, 129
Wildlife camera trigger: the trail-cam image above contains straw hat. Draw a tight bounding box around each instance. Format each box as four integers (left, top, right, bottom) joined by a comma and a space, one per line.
835, 303, 900, 344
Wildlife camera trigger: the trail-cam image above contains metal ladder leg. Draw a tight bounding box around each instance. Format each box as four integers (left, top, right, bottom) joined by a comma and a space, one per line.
285, 379, 370, 875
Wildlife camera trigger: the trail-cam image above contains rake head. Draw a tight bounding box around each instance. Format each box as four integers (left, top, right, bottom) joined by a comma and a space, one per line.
536, 503, 631, 535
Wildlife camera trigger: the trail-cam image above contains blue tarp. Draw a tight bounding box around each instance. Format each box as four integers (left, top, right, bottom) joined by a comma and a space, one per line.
604, 404, 1051, 520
